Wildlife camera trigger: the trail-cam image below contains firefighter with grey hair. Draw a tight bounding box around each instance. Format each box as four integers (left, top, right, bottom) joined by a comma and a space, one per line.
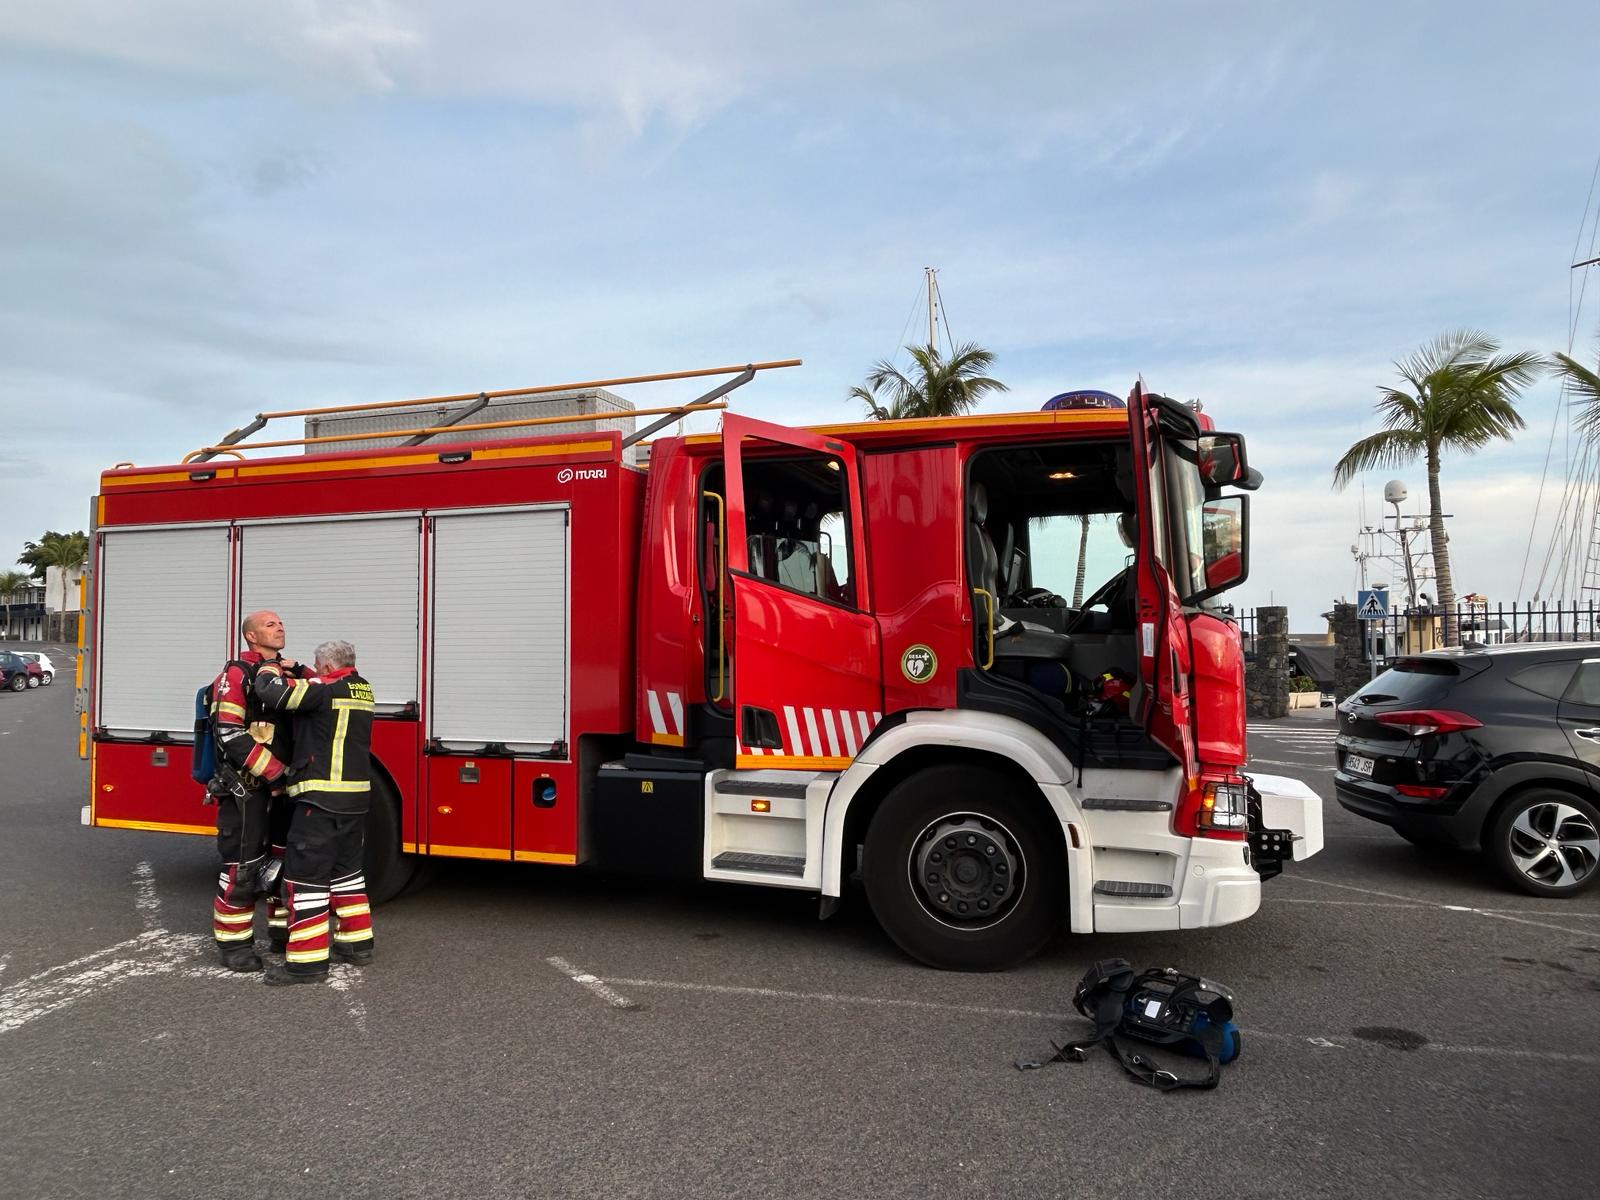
253, 638, 377, 985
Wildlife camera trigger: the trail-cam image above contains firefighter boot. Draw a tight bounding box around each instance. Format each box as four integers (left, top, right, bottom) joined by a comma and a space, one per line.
263, 963, 326, 986
333, 942, 373, 966
218, 944, 263, 973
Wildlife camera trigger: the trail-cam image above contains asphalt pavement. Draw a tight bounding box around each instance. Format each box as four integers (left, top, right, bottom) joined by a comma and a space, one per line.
2, 645, 1597, 1200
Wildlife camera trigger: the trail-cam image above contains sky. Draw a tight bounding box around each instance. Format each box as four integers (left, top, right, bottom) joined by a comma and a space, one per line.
3, 1, 1599, 629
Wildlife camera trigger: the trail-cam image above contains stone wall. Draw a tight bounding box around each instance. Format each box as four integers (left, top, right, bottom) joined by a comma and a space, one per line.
1329, 601, 1370, 702
1245, 605, 1289, 719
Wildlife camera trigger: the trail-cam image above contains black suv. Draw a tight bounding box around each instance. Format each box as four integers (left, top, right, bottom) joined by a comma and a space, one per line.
1335, 643, 1600, 897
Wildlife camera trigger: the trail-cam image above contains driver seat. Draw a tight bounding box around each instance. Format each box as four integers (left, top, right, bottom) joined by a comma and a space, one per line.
967, 484, 1014, 636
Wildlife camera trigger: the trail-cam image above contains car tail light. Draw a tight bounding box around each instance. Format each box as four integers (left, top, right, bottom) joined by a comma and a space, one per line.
1394, 784, 1450, 800
1373, 709, 1482, 737
1178, 773, 1249, 839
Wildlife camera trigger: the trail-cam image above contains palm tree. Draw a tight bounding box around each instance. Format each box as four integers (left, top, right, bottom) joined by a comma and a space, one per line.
1552, 340, 1600, 445
852, 342, 1008, 420
0, 569, 28, 640
1072, 516, 1091, 607
1333, 330, 1543, 646
20, 531, 89, 640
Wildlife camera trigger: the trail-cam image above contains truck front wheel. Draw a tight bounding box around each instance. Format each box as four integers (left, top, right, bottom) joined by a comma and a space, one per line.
862, 764, 1066, 971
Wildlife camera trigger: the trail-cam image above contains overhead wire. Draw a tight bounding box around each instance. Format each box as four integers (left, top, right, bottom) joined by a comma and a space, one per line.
933, 273, 957, 356
1522, 147, 1600, 603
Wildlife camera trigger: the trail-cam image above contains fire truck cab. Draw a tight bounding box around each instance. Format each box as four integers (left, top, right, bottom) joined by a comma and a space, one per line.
82, 366, 1321, 970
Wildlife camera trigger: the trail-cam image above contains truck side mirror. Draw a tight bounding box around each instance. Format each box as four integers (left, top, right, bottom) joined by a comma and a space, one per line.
1199, 495, 1249, 596
1198, 433, 1259, 490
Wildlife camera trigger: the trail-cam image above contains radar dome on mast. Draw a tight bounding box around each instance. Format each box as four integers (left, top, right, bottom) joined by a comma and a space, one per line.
1383, 480, 1408, 506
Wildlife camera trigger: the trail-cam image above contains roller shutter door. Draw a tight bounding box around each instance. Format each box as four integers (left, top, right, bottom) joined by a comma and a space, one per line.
98, 525, 232, 737
429, 508, 567, 751
238, 516, 421, 710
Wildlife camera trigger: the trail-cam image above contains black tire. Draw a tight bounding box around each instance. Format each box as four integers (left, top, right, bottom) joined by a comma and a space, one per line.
25, 675, 40, 688
861, 763, 1066, 971
7, 674, 24, 692
363, 775, 418, 904
40, 671, 53, 686
1488, 787, 1600, 898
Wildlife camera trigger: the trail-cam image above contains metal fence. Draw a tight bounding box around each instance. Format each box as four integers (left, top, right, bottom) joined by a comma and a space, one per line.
1235, 601, 1600, 666
1368, 601, 1600, 661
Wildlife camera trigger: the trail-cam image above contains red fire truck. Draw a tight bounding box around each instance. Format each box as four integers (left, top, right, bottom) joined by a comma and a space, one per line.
80, 361, 1321, 969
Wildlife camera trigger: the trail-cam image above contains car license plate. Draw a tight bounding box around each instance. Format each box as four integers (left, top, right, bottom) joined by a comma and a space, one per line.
1344, 753, 1375, 777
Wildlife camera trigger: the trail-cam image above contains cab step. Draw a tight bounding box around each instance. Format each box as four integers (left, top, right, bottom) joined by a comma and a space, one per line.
1093, 880, 1174, 898
715, 780, 810, 799
710, 851, 806, 876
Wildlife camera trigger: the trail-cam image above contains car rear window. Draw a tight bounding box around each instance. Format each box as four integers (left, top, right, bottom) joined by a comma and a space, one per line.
1563, 660, 1600, 707
1351, 657, 1483, 706
1510, 660, 1581, 701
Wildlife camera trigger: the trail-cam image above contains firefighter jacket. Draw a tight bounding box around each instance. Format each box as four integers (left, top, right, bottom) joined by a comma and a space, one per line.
254, 663, 376, 814
212, 651, 301, 788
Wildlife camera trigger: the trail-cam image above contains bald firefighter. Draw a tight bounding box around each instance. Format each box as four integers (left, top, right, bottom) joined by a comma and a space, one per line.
253, 639, 377, 985
209, 610, 305, 972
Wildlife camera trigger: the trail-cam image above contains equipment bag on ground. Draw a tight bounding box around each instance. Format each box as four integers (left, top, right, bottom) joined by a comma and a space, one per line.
1016, 959, 1241, 1091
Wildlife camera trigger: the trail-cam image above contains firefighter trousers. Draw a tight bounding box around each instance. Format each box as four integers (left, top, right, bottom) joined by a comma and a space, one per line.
281, 804, 374, 975
212, 789, 292, 949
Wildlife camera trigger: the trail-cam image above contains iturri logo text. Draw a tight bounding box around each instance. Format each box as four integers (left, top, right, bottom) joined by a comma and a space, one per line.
556, 467, 607, 484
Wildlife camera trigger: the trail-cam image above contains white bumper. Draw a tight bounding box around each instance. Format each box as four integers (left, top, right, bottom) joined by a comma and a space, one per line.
1092, 836, 1262, 933
1087, 774, 1325, 934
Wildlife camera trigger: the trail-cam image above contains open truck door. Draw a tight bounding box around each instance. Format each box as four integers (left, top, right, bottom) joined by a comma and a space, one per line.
1126, 381, 1199, 783
721, 414, 883, 768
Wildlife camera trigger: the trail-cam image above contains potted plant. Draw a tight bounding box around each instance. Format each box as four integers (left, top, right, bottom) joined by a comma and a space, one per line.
1288, 675, 1321, 709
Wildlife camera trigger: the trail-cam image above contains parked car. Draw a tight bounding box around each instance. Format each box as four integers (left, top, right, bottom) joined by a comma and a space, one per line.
1335, 643, 1600, 897
15, 651, 56, 685
0, 651, 46, 692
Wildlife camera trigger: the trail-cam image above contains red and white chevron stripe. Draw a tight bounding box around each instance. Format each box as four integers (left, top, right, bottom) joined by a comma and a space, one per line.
739, 705, 883, 760
645, 688, 686, 741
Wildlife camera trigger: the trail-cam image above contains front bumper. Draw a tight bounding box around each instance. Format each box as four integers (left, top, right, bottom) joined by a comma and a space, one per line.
1247, 771, 1325, 875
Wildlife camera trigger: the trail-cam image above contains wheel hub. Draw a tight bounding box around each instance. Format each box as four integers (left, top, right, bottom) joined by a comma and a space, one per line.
911, 813, 1022, 926
1509, 801, 1600, 889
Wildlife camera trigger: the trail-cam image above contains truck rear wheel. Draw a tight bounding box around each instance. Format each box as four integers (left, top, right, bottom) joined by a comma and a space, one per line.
364, 775, 417, 904
862, 764, 1065, 971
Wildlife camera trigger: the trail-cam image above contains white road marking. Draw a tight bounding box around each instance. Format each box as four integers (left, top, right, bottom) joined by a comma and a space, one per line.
546, 956, 636, 1009
133, 860, 161, 930
327, 968, 368, 1031
1287, 875, 1600, 940
607, 977, 1072, 1021
0, 867, 369, 1035
1250, 758, 1331, 769
1, 938, 178, 1034
599, 976, 1600, 1066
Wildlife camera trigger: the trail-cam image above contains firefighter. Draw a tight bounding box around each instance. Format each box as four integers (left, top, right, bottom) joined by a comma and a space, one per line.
253, 639, 376, 986
210, 610, 303, 972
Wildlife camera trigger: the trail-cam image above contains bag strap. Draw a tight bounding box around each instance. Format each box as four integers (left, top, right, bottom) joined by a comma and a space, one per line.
1100, 1027, 1223, 1091
1015, 960, 1133, 1070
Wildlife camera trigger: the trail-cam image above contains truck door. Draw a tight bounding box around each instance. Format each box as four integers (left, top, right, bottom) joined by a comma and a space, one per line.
721, 414, 883, 768
1126, 382, 1197, 777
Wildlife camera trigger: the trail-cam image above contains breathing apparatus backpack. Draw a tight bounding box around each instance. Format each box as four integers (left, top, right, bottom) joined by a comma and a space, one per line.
191, 661, 259, 802
1016, 959, 1241, 1091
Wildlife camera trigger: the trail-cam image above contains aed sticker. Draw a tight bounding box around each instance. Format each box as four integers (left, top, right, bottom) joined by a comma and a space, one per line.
901, 644, 938, 683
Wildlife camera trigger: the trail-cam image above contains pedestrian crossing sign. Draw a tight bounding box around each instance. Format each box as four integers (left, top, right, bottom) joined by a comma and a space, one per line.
1356, 589, 1388, 620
